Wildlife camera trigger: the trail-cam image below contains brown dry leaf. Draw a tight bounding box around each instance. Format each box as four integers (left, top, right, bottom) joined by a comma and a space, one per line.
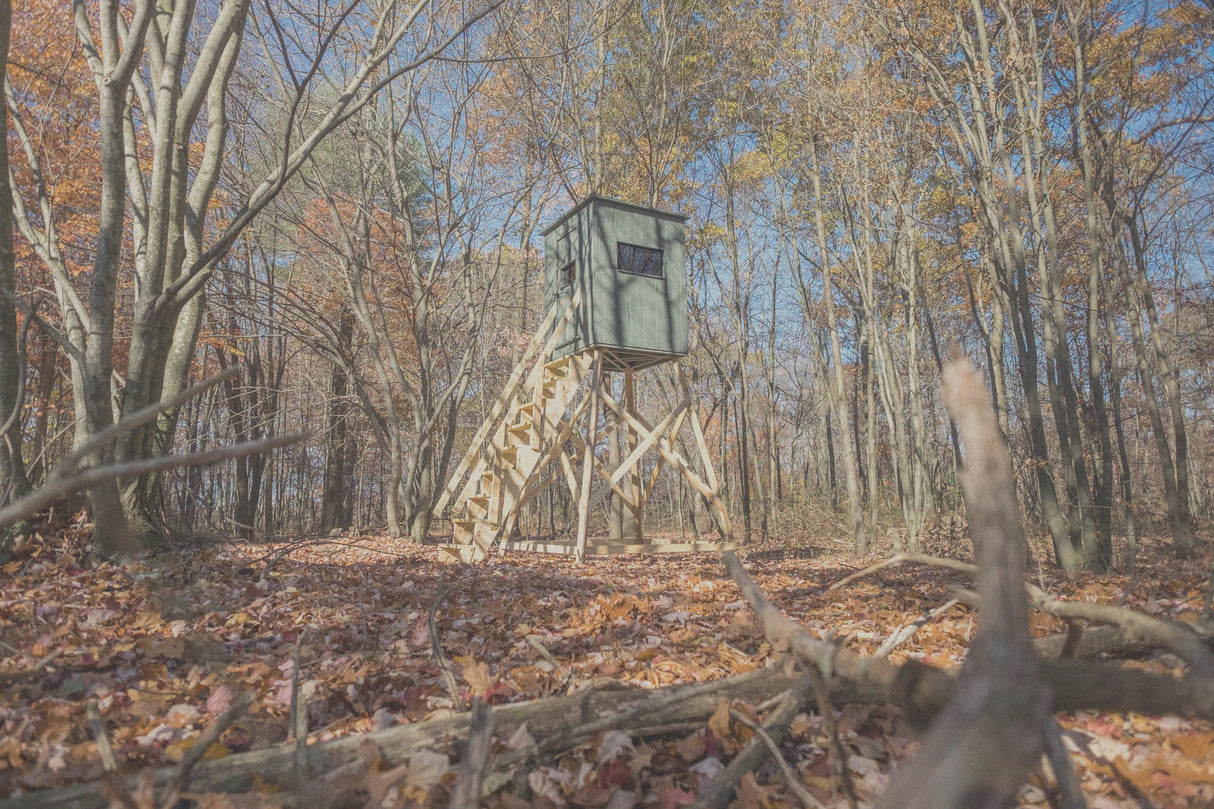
206, 685, 234, 716
1169, 732, 1214, 762
707, 701, 732, 741
0, 737, 23, 769
461, 659, 494, 697
506, 722, 536, 751
673, 732, 705, 763
735, 772, 779, 809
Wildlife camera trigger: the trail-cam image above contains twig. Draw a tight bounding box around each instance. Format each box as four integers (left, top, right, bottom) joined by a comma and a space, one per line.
55, 367, 239, 479
0, 649, 64, 683
1042, 718, 1087, 809
827, 552, 977, 592
526, 635, 561, 669
429, 580, 464, 710
86, 701, 117, 772
289, 635, 308, 781
255, 534, 387, 576
874, 598, 960, 659
805, 662, 857, 809
160, 692, 253, 807
690, 675, 814, 809
728, 706, 827, 809
448, 698, 495, 809
0, 433, 305, 528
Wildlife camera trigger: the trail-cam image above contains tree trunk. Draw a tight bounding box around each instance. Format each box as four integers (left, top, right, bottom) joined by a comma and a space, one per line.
809, 135, 865, 551
1119, 213, 1193, 555
321, 313, 354, 533
0, 9, 31, 560
1071, 18, 1115, 567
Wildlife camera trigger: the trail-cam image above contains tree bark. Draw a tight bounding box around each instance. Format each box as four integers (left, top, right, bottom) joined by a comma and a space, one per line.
808, 133, 865, 551
321, 312, 354, 533
0, 7, 32, 561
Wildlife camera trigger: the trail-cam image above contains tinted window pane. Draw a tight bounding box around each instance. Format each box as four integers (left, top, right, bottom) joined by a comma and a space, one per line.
617, 242, 664, 277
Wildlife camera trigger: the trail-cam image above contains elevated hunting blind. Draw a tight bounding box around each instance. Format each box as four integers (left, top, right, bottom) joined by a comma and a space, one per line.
543, 195, 688, 371
434, 195, 730, 563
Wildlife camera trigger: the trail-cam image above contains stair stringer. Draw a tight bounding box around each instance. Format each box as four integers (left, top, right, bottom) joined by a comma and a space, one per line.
441, 352, 593, 562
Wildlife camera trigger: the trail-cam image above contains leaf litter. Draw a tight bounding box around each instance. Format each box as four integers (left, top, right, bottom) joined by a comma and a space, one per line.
1, 531, 1211, 807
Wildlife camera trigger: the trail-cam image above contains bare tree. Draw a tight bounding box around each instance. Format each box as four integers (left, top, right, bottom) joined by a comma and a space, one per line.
0, 4, 33, 561
7, 0, 507, 555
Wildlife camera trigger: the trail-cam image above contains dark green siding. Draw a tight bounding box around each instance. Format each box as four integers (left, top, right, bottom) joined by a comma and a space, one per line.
543, 196, 687, 369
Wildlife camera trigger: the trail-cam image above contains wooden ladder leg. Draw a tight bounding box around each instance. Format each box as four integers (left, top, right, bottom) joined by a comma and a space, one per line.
624, 368, 644, 544
679, 362, 733, 542
575, 354, 602, 562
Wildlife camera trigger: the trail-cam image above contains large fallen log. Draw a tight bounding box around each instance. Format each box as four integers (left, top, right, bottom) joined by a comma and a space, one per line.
2, 668, 814, 809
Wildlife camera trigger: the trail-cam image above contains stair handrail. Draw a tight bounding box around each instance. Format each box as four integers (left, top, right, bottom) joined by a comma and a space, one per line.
433, 290, 583, 518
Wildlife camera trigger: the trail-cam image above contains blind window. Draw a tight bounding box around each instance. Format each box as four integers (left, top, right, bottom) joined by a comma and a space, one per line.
617, 242, 664, 278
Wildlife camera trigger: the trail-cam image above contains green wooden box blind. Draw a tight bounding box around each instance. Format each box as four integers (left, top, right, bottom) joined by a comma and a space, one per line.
543, 195, 688, 371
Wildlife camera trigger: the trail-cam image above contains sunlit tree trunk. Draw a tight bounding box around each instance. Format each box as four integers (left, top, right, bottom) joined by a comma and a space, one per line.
1071, 12, 1115, 566
808, 134, 866, 551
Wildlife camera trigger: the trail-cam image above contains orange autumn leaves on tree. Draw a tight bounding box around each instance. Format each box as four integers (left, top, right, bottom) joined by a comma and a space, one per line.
7, 0, 101, 281
8, 0, 206, 386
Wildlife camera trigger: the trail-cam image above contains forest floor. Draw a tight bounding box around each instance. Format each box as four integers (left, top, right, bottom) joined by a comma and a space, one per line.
1, 523, 1213, 808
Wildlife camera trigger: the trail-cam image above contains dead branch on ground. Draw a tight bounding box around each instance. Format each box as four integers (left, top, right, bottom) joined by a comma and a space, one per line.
834, 551, 1214, 674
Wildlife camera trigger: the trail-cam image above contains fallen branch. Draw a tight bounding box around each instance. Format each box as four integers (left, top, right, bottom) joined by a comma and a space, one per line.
727, 702, 826, 809
8, 633, 1214, 809
690, 675, 814, 809
833, 552, 1214, 674
1032, 595, 1214, 677
448, 698, 494, 809
827, 552, 977, 592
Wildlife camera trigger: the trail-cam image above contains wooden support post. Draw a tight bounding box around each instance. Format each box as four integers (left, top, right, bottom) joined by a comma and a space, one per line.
623, 368, 643, 542
576, 354, 602, 562
584, 398, 689, 515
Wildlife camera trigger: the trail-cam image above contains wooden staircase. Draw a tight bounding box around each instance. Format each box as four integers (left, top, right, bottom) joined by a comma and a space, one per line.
441, 353, 591, 561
